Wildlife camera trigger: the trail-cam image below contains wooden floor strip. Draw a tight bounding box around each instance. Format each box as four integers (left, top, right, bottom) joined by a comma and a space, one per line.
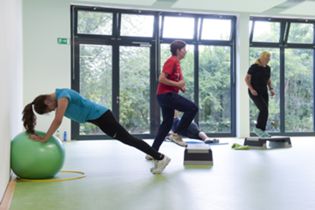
0, 177, 16, 210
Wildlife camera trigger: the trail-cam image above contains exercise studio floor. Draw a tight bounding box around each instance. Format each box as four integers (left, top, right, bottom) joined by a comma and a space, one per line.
9, 137, 315, 210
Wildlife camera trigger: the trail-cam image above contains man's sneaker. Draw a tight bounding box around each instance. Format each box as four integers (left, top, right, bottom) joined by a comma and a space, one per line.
150, 155, 171, 174
145, 154, 154, 161
168, 133, 187, 147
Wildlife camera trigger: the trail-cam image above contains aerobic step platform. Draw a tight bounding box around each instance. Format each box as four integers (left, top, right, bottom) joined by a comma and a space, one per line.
184, 144, 213, 165
244, 136, 291, 149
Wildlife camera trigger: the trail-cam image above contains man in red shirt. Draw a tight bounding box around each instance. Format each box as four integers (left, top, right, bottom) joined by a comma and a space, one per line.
148, 40, 198, 160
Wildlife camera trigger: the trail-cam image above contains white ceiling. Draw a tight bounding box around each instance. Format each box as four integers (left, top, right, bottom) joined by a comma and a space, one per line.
281, 1, 315, 16
74, 0, 315, 18
173, 0, 286, 13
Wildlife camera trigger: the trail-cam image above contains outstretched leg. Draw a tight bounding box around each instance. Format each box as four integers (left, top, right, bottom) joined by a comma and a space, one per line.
89, 111, 164, 160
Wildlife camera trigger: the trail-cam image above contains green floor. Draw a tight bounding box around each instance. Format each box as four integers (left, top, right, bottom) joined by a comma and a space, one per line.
10, 138, 315, 210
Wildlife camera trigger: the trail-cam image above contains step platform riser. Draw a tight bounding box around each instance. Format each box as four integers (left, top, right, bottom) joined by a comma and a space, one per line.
184, 144, 213, 165
244, 136, 291, 149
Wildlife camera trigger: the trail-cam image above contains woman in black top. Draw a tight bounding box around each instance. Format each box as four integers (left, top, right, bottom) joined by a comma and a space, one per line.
245, 51, 275, 137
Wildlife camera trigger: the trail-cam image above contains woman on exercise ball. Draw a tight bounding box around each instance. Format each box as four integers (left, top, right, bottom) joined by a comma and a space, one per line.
245, 51, 275, 137
22, 88, 170, 174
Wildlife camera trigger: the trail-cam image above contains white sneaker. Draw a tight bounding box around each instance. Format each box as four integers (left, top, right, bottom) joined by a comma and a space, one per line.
253, 127, 265, 137
263, 131, 271, 138
145, 154, 154, 161
254, 127, 271, 138
150, 155, 171, 174
168, 133, 187, 147
164, 135, 172, 142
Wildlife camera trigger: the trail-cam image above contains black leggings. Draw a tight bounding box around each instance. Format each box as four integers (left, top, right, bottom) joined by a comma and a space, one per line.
88, 110, 163, 160
249, 90, 269, 131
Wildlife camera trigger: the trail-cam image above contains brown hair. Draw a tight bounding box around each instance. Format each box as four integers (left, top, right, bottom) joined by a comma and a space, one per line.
170, 40, 186, 56
22, 94, 49, 134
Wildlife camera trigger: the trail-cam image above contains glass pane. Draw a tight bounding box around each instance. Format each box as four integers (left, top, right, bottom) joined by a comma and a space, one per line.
201, 19, 231, 40
252, 21, 280, 43
288, 23, 314, 44
198, 45, 231, 133
163, 16, 194, 39
77, 11, 112, 35
160, 44, 194, 101
249, 48, 280, 133
120, 14, 154, 37
285, 49, 313, 132
119, 46, 150, 134
79, 44, 112, 135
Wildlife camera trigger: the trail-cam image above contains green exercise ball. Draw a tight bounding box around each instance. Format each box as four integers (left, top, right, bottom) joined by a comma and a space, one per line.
11, 131, 65, 179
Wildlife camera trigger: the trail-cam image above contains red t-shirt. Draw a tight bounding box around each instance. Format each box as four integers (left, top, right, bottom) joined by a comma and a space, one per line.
157, 56, 183, 95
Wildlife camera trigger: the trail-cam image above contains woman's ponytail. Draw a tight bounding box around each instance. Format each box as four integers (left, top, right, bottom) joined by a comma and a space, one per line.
22, 102, 37, 134
22, 94, 51, 133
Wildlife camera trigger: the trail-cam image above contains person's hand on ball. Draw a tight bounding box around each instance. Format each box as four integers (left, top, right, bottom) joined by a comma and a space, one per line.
30, 134, 46, 143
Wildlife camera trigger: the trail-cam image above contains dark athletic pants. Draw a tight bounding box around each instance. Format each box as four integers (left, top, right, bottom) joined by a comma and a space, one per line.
89, 110, 163, 160
152, 92, 198, 151
248, 89, 269, 131
172, 117, 201, 139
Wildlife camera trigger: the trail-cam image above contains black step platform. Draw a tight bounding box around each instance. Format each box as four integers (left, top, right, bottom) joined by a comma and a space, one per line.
184, 144, 213, 165
244, 136, 292, 149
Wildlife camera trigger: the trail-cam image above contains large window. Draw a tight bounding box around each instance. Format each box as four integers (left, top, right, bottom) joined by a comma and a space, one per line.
199, 46, 232, 133
79, 44, 112, 135
285, 49, 313, 132
287, 23, 313, 44
119, 46, 151, 134
250, 17, 315, 135
77, 11, 112, 35
120, 14, 154, 37
162, 16, 195, 39
201, 19, 231, 40
71, 6, 236, 139
252, 21, 280, 43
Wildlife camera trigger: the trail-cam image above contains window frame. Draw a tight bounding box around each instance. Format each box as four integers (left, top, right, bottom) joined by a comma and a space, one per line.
71, 5, 237, 139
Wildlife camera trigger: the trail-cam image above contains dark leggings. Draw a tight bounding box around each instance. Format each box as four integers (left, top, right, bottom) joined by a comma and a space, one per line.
152, 92, 198, 151
249, 90, 269, 131
179, 122, 201, 140
172, 117, 201, 139
89, 110, 163, 160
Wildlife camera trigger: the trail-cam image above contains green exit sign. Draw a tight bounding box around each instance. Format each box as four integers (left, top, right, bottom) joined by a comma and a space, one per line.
57, 38, 68, 45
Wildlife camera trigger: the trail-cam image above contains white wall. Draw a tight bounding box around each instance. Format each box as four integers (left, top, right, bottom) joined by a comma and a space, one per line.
23, 0, 72, 136
236, 13, 250, 137
0, 0, 23, 202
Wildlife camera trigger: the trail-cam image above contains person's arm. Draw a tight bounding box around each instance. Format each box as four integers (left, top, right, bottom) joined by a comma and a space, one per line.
267, 79, 273, 90
244, 74, 254, 91
267, 79, 275, 96
244, 74, 258, 96
31, 98, 69, 142
159, 72, 185, 89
